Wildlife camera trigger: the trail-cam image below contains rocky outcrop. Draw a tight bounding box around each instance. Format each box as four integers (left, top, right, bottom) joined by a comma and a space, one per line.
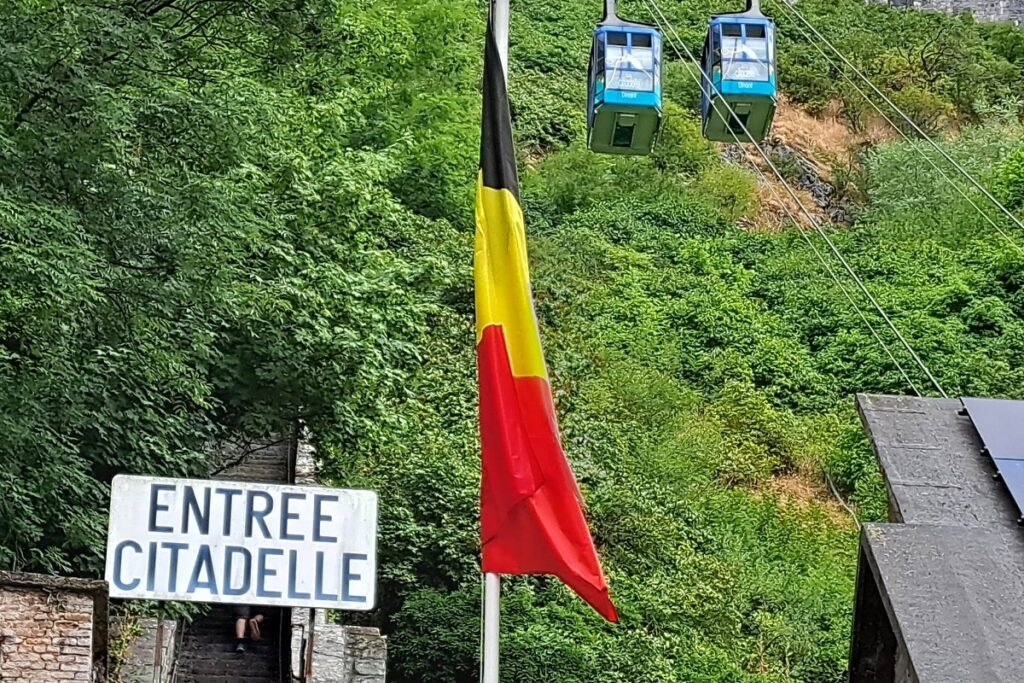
724, 139, 857, 226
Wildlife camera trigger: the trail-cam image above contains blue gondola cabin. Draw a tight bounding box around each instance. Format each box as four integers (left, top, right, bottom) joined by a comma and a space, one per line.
588, 24, 664, 155
701, 14, 777, 143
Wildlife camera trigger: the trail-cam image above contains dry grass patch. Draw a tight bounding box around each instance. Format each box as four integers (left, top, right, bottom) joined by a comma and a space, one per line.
759, 472, 859, 530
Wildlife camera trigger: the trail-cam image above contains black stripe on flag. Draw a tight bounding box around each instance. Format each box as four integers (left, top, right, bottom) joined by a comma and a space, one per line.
480, 16, 520, 200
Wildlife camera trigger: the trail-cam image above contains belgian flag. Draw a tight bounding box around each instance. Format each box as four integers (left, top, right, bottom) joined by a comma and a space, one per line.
475, 18, 618, 623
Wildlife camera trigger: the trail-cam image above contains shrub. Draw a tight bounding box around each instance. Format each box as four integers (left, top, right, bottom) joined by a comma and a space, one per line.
691, 164, 759, 222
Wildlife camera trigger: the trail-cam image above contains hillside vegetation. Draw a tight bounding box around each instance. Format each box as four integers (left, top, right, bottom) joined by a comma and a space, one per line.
4, 0, 1024, 680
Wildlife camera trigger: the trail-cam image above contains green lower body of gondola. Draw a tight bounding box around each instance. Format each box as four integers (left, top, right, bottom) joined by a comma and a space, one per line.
703, 96, 776, 143
589, 107, 663, 155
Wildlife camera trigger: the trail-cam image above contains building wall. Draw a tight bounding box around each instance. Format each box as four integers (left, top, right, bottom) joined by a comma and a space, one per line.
0, 573, 107, 682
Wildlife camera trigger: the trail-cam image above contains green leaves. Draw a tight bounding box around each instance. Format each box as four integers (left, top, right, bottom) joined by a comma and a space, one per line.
5, 1, 1024, 681
0, 0, 459, 574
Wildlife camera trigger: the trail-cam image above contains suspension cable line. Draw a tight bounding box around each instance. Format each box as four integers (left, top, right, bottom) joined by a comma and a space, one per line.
776, 9, 1024, 255
641, 3, 922, 398
642, 0, 947, 397
750, 163, 924, 396
739, 157, 924, 396
777, 0, 1024, 241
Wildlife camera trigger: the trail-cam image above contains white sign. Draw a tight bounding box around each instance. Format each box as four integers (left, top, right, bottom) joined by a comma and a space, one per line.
105, 475, 377, 610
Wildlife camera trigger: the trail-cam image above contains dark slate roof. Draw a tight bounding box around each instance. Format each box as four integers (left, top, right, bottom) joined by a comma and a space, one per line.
860, 524, 1024, 682
856, 394, 1024, 683
857, 393, 1019, 528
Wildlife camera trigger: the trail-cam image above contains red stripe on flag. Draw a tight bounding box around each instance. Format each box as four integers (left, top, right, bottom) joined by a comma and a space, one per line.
478, 325, 618, 622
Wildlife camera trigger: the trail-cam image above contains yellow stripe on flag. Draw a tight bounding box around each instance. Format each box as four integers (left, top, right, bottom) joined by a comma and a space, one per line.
474, 176, 547, 380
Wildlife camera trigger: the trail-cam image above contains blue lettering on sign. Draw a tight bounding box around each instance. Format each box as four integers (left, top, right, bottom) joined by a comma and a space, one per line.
163, 542, 188, 593
223, 546, 252, 596
215, 488, 242, 535
146, 542, 158, 591
113, 541, 142, 591
113, 480, 373, 606
287, 550, 311, 600
256, 548, 283, 598
281, 492, 304, 541
148, 483, 175, 533
313, 494, 338, 543
187, 545, 218, 595
182, 485, 211, 535
245, 491, 273, 538
341, 553, 367, 603
314, 551, 338, 601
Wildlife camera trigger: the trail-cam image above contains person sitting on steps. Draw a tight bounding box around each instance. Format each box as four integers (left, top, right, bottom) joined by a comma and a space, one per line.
232, 605, 264, 653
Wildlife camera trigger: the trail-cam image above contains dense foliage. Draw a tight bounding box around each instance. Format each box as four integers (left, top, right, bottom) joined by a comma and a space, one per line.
4, 0, 1024, 680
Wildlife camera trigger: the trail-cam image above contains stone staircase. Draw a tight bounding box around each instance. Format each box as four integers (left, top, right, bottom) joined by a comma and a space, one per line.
173, 437, 292, 683
175, 605, 283, 682
210, 437, 292, 484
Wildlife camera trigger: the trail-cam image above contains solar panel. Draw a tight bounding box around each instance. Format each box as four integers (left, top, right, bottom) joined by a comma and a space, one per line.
962, 397, 1024, 521
962, 398, 1024, 460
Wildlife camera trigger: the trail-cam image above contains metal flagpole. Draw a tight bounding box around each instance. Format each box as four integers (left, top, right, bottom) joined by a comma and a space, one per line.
483, 572, 501, 683
492, 0, 510, 79
483, 1, 508, 679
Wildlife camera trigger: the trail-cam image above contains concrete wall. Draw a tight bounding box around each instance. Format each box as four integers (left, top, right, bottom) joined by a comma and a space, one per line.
0, 571, 108, 682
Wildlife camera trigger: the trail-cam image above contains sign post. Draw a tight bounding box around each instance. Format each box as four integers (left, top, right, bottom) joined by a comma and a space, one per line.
105, 474, 378, 610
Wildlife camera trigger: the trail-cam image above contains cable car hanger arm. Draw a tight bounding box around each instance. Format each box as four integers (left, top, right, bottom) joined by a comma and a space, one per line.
604, 0, 616, 22
600, 0, 657, 28
715, 0, 766, 20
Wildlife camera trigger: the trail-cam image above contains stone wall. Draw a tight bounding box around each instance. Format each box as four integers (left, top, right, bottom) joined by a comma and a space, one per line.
291, 433, 318, 681
310, 616, 386, 683
290, 431, 388, 683
109, 618, 177, 683
0, 571, 108, 682
870, 0, 1024, 24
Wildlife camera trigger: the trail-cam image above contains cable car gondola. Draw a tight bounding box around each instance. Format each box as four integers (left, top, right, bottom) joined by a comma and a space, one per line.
700, 0, 777, 143
587, 0, 664, 155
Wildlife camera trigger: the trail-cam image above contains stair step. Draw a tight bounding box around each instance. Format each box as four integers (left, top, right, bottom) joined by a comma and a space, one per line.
175, 443, 290, 683
175, 605, 284, 682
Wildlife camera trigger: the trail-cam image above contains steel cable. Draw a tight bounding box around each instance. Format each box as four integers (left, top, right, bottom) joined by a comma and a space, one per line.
778, 0, 1024, 244
776, 4, 1023, 254
642, 0, 947, 397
